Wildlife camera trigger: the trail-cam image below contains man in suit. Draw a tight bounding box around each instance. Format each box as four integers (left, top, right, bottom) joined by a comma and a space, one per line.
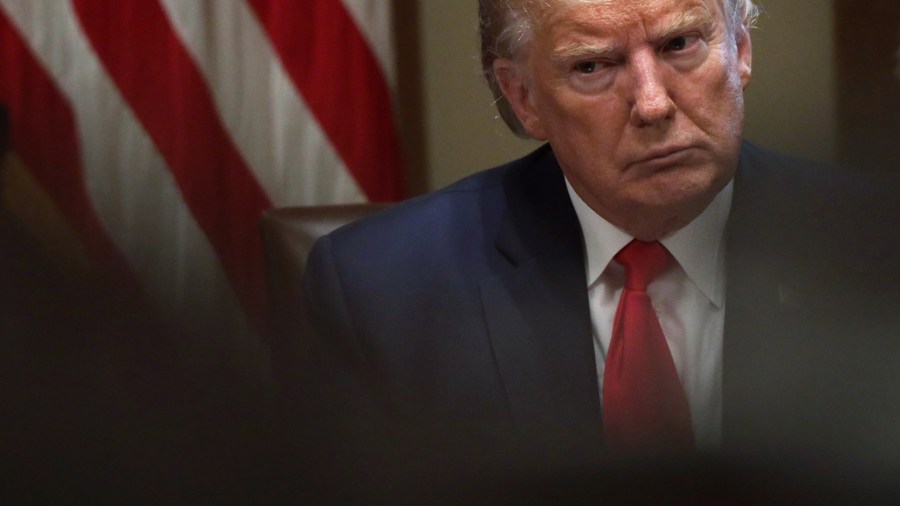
301, 0, 900, 499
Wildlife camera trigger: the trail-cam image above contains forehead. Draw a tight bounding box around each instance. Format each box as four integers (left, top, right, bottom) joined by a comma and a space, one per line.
532, 0, 723, 39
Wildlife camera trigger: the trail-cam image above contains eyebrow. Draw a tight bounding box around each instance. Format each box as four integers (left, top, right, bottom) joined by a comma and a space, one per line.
550, 40, 617, 64
655, 6, 716, 42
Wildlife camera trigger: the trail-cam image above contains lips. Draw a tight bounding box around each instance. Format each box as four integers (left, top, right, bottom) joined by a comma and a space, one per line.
629, 145, 696, 169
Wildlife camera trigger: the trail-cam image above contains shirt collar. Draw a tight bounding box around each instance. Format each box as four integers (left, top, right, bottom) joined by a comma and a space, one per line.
565, 178, 733, 307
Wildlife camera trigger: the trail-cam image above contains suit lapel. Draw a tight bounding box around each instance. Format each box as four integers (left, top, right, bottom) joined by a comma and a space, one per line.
478, 148, 601, 440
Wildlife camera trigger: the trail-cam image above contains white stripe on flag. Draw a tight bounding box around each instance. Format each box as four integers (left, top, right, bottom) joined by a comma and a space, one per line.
159, 0, 366, 206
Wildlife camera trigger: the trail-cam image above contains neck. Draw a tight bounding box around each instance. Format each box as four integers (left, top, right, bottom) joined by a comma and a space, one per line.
584, 196, 713, 242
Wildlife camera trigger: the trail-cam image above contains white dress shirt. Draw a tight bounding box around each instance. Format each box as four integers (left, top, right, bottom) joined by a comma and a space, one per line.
565, 179, 733, 450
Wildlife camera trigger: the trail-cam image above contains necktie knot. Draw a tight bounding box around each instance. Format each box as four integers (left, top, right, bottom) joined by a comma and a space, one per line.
614, 240, 672, 291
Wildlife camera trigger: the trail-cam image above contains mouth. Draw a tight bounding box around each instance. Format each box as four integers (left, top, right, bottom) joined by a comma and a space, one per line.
629, 145, 697, 171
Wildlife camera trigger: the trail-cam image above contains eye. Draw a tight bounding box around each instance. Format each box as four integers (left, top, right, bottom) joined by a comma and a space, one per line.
574, 61, 604, 74
663, 34, 701, 53
667, 36, 689, 51
567, 58, 616, 93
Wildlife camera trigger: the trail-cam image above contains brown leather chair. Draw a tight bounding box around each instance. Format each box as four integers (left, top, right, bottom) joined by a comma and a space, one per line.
260, 203, 388, 386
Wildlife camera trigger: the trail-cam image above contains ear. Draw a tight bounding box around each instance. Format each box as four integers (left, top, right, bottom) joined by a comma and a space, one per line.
492, 58, 548, 140
735, 25, 752, 89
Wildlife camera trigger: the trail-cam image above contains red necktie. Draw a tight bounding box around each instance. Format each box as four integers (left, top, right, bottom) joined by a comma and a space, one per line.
603, 240, 694, 452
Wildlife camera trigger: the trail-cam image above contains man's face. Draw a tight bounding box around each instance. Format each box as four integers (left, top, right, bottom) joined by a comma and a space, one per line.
495, 0, 752, 239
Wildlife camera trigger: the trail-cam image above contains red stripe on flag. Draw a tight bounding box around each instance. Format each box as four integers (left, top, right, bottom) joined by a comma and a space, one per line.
0, 9, 140, 289
248, 0, 406, 202
71, 0, 272, 332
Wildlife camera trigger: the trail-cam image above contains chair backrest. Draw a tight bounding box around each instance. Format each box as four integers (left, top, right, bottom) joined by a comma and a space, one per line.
259, 203, 388, 384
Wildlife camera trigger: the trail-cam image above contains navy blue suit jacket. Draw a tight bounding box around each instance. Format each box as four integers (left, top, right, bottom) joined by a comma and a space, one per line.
303, 142, 900, 465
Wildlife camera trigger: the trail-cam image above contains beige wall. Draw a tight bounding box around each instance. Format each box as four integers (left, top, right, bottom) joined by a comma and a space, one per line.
419, 1, 536, 189
418, 1, 837, 191
743, 1, 837, 164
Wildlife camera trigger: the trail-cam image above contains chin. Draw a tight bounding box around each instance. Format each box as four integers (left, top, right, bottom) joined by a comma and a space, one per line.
646, 167, 722, 206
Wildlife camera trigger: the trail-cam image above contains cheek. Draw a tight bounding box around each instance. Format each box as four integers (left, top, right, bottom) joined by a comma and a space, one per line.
683, 63, 745, 133
544, 95, 626, 145
713, 69, 746, 134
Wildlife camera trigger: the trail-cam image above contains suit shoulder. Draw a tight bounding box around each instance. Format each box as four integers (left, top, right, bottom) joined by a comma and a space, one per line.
329, 144, 553, 243
734, 141, 900, 275
739, 141, 900, 196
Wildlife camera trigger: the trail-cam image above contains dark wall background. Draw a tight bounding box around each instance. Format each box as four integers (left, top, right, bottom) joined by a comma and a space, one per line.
835, 0, 900, 174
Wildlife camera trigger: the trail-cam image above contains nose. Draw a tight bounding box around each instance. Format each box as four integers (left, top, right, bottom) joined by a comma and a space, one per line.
628, 51, 676, 126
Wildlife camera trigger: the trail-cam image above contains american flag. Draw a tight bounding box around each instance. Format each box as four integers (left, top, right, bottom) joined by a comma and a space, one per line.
0, 0, 404, 368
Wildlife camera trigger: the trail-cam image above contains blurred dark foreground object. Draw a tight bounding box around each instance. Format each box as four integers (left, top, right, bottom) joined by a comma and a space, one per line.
474, 453, 900, 505
296, 411, 900, 505
0, 209, 292, 503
